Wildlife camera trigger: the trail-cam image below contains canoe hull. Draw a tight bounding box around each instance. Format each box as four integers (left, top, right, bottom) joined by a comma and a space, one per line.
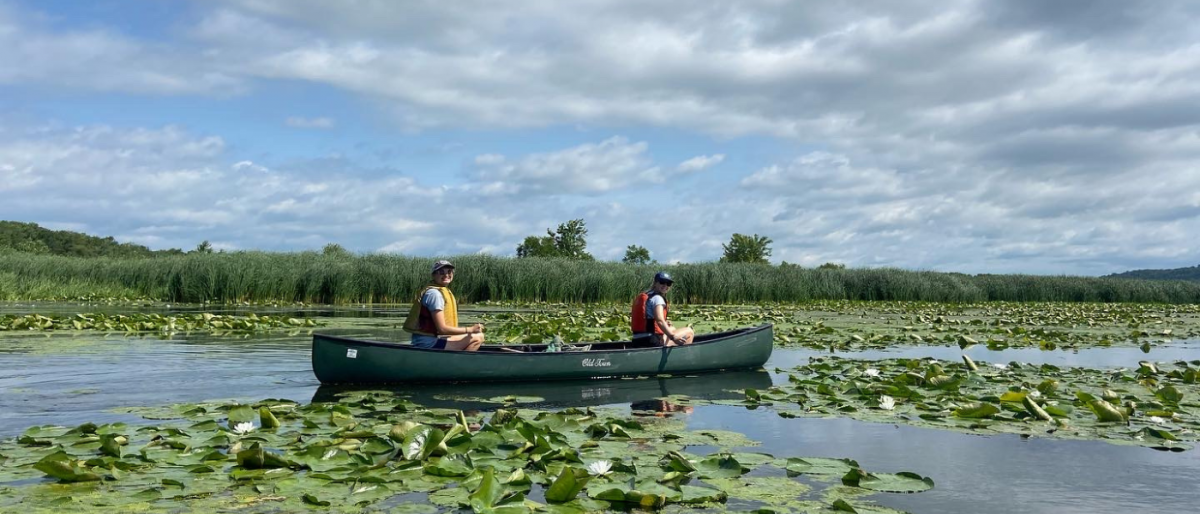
312, 324, 773, 384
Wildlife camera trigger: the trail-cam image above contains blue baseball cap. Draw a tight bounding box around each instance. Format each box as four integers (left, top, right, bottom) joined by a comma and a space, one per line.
654, 271, 673, 285
432, 260, 455, 274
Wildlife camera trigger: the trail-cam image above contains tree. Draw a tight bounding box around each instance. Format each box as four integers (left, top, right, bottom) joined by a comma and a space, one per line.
322, 243, 351, 257
622, 245, 652, 265
0, 220, 163, 258
516, 235, 559, 258
13, 239, 51, 254
516, 219, 594, 260
818, 262, 846, 270
194, 240, 214, 254
720, 233, 772, 264
552, 219, 592, 260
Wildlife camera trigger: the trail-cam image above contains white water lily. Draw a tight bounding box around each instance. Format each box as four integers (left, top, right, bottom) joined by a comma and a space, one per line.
586, 460, 613, 476
1028, 390, 1041, 398
863, 369, 881, 378
993, 363, 1008, 370
879, 395, 896, 411
1149, 416, 1167, 425
232, 422, 255, 435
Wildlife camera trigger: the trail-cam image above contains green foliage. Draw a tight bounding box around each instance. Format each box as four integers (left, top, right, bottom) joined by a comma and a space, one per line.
515, 234, 559, 258
1108, 264, 1200, 281
720, 233, 772, 264
0, 312, 320, 332
516, 219, 594, 260
4, 252, 1200, 305
194, 240, 214, 254
0, 220, 178, 258
622, 245, 652, 265
0, 396, 926, 512
322, 243, 351, 257
818, 262, 846, 269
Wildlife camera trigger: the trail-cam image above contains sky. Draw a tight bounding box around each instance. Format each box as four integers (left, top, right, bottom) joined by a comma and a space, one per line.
2, 0, 1199, 275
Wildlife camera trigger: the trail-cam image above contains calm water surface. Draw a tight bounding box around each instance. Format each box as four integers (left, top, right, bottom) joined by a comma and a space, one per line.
2, 325, 1199, 513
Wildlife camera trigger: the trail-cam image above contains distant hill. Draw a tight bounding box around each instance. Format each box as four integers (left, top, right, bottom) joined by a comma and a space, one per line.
0, 221, 182, 258
1105, 265, 1200, 282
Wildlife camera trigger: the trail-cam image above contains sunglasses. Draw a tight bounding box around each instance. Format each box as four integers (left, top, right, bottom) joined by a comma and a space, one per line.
435, 268, 455, 275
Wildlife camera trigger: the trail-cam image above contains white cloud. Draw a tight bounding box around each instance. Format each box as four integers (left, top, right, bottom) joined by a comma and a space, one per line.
676, 154, 724, 174
469, 137, 657, 195
0, 5, 243, 95
285, 116, 335, 129
7, 1, 1200, 273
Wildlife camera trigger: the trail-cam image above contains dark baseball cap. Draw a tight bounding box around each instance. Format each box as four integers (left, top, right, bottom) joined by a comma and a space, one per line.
654, 271, 673, 285
432, 260, 455, 274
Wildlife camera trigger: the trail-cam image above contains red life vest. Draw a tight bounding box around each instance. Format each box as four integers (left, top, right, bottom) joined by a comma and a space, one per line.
630, 290, 667, 334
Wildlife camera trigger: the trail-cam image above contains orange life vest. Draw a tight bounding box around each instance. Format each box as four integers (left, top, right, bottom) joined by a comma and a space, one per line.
630, 290, 667, 334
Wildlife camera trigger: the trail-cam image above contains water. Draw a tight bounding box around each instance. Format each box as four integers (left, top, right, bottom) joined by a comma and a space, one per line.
2, 325, 1200, 512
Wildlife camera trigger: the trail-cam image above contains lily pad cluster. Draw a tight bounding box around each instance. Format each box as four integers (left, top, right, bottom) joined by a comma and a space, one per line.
0, 392, 933, 513
760, 301, 1200, 351
733, 356, 1200, 451
0, 312, 322, 333
481, 308, 630, 344
474, 300, 1200, 351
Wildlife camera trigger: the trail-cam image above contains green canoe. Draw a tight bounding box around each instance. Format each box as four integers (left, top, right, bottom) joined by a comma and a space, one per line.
311, 324, 773, 384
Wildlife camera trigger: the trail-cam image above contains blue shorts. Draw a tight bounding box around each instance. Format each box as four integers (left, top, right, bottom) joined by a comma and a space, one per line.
411, 335, 448, 350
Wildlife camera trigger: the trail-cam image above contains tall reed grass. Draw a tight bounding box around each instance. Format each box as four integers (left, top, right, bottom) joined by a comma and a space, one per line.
1, 252, 1197, 304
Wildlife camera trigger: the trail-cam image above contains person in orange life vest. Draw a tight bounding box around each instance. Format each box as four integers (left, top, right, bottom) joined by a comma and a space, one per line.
402, 260, 484, 351
632, 271, 694, 347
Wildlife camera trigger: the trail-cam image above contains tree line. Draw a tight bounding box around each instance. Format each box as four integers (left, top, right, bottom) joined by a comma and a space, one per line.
514, 218, 844, 267
1, 218, 846, 267
0, 221, 239, 258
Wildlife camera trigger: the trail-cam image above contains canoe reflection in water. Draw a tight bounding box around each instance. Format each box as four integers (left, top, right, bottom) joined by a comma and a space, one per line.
630, 399, 694, 417
310, 370, 771, 412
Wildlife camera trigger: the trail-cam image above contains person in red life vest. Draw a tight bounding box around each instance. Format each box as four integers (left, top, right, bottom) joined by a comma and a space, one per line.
402, 260, 484, 351
631, 271, 694, 347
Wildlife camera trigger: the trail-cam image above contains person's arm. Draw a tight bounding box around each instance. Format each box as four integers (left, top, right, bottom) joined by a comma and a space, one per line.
653, 304, 676, 343
423, 289, 479, 336
432, 310, 478, 335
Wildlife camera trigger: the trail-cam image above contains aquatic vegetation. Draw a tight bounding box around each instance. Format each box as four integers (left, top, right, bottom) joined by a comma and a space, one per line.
0, 393, 933, 513
471, 301, 1200, 350
0, 312, 321, 333
3, 251, 1200, 304
731, 356, 1200, 451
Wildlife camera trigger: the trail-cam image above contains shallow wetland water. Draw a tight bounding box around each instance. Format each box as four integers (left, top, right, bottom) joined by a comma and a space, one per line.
2, 302, 1200, 512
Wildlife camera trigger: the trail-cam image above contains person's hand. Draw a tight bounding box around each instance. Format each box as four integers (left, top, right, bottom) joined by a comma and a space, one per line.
473, 323, 485, 334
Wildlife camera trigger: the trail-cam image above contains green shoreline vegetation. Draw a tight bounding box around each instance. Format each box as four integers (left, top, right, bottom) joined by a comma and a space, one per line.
4, 252, 1200, 305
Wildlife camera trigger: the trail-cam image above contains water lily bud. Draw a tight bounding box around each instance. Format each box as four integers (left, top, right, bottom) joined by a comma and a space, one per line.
259, 407, 280, 429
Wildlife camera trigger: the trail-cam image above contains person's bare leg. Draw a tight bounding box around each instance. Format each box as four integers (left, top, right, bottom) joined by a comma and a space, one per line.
677, 327, 695, 345
445, 333, 484, 351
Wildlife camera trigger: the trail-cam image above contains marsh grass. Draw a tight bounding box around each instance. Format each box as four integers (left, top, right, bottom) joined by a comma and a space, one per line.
1, 252, 1198, 305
